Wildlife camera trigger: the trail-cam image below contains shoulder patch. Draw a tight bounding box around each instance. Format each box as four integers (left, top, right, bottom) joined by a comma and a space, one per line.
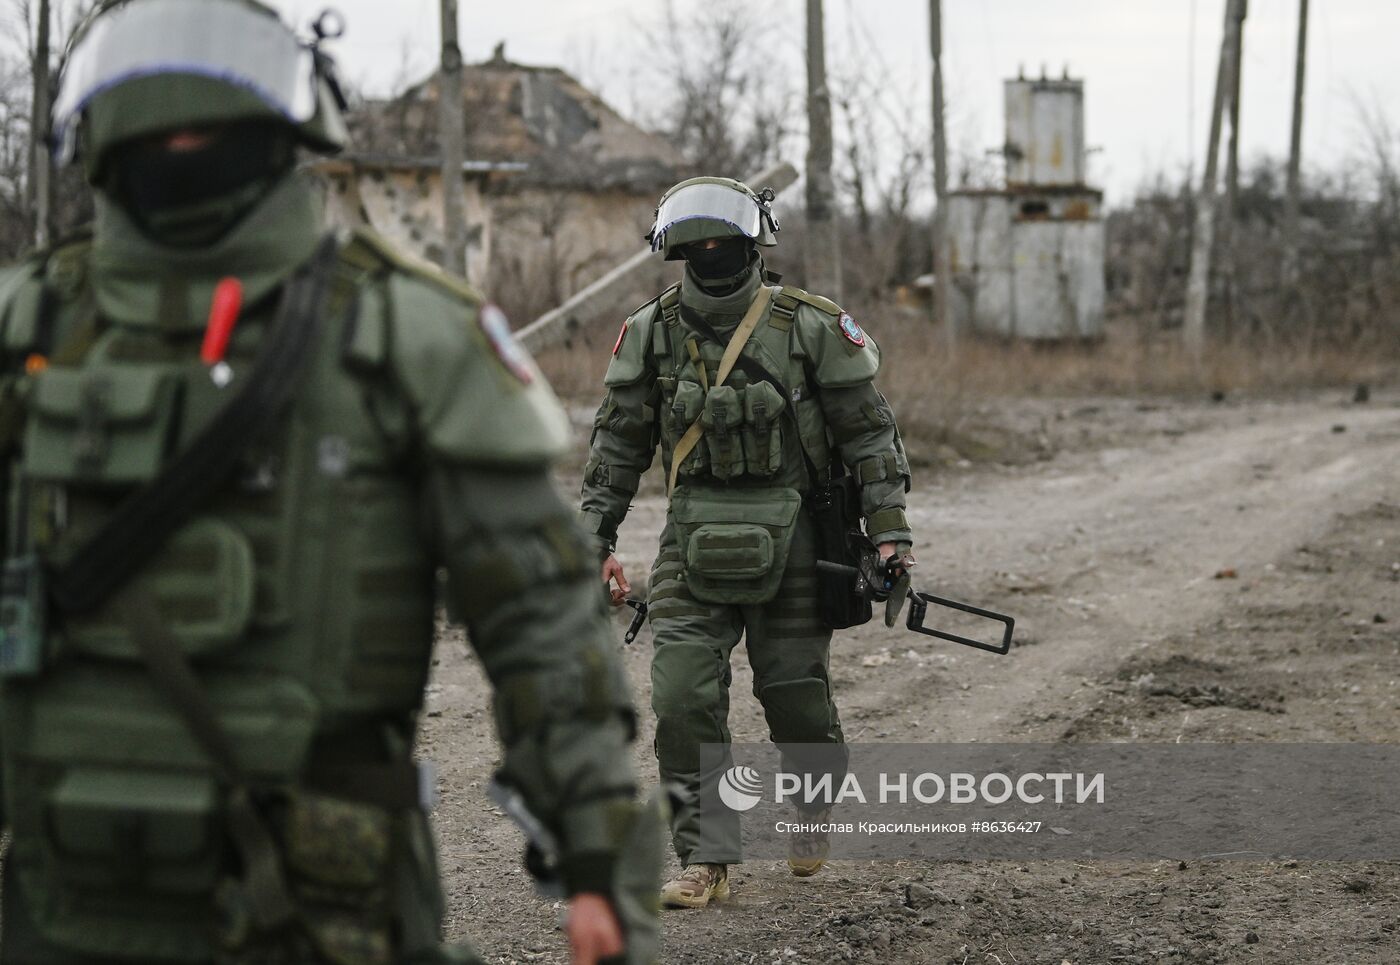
838, 312, 866, 347
612, 320, 629, 356
479, 303, 533, 384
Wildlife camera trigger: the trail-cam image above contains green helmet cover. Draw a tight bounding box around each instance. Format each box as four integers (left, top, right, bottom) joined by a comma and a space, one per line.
648, 176, 780, 260
57, 0, 348, 182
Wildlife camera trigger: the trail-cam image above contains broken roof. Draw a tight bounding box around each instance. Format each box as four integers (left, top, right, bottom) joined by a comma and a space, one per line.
349, 44, 682, 192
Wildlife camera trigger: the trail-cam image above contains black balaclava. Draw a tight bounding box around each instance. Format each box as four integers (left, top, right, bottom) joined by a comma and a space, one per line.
107, 121, 296, 247
682, 238, 757, 294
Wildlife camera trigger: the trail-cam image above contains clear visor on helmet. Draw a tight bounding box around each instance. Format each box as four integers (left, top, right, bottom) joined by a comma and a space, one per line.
650, 182, 763, 252
52, 0, 316, 163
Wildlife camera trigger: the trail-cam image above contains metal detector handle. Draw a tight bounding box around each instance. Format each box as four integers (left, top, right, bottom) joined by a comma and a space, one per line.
906, 591, 1015, 655
623, 598, 648, 645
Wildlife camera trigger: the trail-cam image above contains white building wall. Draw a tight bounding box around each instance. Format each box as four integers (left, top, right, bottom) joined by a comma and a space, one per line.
947, 191, 1104, 340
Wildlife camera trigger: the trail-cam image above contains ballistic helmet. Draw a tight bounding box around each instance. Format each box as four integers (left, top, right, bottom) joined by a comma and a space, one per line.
646, 176, 779, 261
52, 0, 349, 181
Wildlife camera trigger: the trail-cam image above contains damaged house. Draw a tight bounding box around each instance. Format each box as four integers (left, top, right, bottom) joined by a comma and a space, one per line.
316, 44, 683, 319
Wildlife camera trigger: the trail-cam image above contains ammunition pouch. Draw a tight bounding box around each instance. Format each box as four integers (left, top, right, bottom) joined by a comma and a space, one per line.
700, 385, 744, 480
670, 485, 801, 605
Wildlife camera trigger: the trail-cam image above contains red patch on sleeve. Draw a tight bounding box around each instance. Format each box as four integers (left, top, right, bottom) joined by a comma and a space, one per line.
613, 321, 629, 355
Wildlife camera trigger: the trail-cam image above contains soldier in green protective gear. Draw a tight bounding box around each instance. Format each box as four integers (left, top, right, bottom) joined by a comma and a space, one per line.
0, 1, 659, 962
578, 177, 915, 907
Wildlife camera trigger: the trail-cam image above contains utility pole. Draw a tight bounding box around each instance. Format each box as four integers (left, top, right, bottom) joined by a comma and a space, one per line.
929, 0, 952, 347
27, 0, 52, 249
804, 0, 842, 301
1182, 0, 1245, 364
438, 0, 469, 279
1221, 0, 1246, 334
1283, 0, 1309, 289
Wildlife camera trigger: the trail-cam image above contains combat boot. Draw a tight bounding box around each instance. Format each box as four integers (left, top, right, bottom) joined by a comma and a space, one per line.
788, 808, 832, 877
659, 863, 729, 908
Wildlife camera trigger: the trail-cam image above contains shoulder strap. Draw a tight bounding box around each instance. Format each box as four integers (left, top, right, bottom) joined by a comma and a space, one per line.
666, 286, 773, 497
48, 234, 342, 614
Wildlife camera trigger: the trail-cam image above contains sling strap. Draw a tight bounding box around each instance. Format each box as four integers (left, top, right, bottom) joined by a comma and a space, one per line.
48, 234, 341, 614
666, 285, 772, 497
120, 592, 297, 931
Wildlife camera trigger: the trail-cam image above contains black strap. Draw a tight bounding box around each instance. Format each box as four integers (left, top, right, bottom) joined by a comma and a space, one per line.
49, 235, 341, 614
119, 592, 296, 931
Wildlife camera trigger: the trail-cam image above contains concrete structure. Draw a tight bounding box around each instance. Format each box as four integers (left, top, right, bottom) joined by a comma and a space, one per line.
946, 71, 1105, 339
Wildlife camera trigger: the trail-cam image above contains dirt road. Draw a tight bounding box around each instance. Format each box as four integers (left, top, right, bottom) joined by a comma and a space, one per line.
424, 390, 1400, 963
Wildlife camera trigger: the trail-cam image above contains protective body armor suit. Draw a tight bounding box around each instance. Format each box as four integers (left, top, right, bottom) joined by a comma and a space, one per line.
579, 257, 913, 864
0, 172, 646, 963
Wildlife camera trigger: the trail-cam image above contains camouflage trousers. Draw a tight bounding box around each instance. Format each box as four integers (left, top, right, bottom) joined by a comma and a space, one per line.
647, 512, 845, 865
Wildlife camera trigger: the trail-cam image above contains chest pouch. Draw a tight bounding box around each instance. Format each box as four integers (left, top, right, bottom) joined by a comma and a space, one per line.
670, 380, 709, 478
670, 485, 803, 605
44, 768, 222, 895
24, 366, 176, 485
740, 381, 785, 478
701, 385, 745, 481
59, 516, 257, 660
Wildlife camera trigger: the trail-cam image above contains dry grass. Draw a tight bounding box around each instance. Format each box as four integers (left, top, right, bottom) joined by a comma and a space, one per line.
531, 305, 1400, 460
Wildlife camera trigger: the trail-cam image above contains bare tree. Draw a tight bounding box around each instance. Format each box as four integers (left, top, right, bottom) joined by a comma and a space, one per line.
26, 0, 51, 248
638, 1, 797, 178
1, 0, 97, 261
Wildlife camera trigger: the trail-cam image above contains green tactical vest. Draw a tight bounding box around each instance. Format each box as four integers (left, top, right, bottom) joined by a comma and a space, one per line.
603, 278, 878, 605
0, 221, 454, 961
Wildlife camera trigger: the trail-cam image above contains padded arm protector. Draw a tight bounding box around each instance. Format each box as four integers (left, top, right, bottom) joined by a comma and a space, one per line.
578, 305, 660, 556
388, 273, 570, 468
429, 464, 640, 894
797, 305, 914, 545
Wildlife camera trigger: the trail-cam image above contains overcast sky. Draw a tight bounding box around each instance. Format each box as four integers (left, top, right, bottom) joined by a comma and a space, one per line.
266, 0, 1399, 207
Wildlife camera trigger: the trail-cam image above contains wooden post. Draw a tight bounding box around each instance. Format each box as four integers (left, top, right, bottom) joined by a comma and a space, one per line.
1182, 0, 1245, 364
1283, 0, 1309, 289
804, 0, 842, 301
1222, 0, 1246, 334
438, 0, 469, 279
27, 0, 52, 249
929, 0, 952, 346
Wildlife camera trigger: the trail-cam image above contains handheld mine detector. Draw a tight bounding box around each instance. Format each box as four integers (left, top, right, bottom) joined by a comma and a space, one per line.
813, 539, 1015, 655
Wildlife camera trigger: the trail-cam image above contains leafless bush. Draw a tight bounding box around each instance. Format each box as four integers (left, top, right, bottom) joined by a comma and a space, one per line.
1109, 143, 1400, 352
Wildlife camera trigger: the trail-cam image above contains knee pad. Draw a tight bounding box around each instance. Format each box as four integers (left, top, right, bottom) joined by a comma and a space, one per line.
758, 677, 834, 744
